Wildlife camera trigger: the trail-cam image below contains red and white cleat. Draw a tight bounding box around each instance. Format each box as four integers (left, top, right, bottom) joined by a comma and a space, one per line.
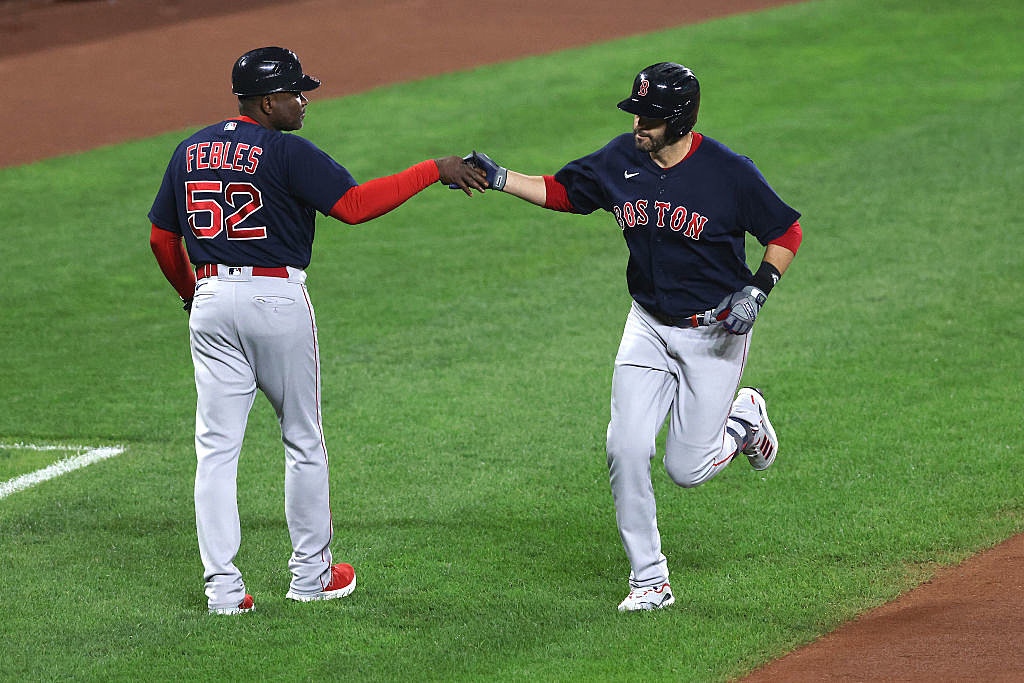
734, 387, 778, 471
209, 593, 255, 615
286, 563, 357, 602
617, 582, 675, 612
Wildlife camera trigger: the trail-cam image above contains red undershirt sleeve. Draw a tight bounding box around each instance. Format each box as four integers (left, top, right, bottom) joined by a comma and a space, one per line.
329, 160, 440, 224
769, 220, 802, 253
150, 224, 196, 301
542, 175, 574, 212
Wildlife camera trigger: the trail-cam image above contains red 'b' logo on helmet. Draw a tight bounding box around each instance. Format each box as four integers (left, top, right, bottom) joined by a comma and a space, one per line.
638, 78, 649, 96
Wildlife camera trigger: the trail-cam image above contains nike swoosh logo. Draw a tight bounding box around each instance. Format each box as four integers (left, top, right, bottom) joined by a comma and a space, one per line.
624, 171, 640, 179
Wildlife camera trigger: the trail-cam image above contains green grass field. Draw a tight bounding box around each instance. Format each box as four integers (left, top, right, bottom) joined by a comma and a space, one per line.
1, 0, 1022, 679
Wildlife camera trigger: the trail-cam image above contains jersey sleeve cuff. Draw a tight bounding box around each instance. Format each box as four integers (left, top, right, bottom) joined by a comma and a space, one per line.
768, 220, 802, 253
542, 175, 573, 212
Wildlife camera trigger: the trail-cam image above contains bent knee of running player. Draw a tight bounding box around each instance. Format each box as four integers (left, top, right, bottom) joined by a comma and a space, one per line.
663, 433, 740, 488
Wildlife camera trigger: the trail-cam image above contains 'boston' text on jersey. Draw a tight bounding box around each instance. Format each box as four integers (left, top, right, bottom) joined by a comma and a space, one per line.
613, 199, 709, 240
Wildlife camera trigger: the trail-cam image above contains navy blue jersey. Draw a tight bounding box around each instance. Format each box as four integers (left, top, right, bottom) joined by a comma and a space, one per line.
148, 117, 357, 268
554, 133, 800, 317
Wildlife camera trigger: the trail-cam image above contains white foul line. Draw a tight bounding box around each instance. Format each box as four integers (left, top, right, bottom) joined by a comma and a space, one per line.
0, 445, 125, 500
0, 442, 95, 451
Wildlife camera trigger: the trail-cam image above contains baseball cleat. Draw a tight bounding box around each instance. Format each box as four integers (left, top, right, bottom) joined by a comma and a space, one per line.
617, 582, 675, 612
209, 593, 255, 615
735, 387, 778, 471
286, 562, 357, 602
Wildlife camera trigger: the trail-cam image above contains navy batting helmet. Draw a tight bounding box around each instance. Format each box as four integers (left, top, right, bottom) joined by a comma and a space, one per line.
617, 62, 700, 138
232, 47, 321, 97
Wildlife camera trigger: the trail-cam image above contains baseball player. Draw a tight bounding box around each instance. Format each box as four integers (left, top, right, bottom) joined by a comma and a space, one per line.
148, 46, 486, 615
465, 63, 802, 611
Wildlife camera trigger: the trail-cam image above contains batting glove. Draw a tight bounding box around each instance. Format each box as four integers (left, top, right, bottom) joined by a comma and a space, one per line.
713, 285, 767, 335
468, 151, 507, 191
447, 151, 507, 191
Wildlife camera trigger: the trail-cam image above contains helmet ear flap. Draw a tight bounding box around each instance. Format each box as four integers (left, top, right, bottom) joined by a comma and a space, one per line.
667, 91, 700, 138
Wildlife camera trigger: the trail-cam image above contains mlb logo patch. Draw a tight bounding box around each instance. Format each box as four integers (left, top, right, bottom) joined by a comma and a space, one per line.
224, 122, 238, 131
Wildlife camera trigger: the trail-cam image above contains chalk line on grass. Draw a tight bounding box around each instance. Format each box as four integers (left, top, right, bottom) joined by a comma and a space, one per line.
0, 443, 125, 499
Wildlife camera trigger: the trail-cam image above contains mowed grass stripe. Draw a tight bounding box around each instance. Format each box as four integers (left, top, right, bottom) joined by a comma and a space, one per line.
0, 0, 1021, 680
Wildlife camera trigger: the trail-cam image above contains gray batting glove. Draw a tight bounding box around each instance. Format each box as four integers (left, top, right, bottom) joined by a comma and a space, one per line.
447, 151, 506, 191
713, 285, 767, 335
468, 151, 507, 191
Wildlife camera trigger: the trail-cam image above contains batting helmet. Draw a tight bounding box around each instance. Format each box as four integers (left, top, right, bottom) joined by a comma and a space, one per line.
617, 62, 700, 138
231, 46, 321, 97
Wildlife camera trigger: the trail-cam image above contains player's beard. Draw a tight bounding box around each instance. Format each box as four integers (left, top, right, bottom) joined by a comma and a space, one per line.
634, 130, 668, 154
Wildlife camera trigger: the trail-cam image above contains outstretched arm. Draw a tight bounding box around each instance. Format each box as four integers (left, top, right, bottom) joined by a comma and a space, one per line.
330, 157, 486, 224
468, 152, 575, 211
502, 171, 547, 206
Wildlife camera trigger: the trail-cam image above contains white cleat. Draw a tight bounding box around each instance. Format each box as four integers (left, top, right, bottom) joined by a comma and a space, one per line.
734, 387, 778, 471
617, 582, 675, 612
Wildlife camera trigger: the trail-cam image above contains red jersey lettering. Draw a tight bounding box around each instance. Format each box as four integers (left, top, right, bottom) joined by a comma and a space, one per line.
244, 146, 263, 174
195, 142, 210, 170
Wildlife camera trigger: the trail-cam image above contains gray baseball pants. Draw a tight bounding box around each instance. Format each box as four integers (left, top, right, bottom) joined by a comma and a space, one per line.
189, 265, 334, 611
607, 302, 752, 589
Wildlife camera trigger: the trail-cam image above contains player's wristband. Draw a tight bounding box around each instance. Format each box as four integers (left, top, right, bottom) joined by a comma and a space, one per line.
749, 261, 781, 295
182, 297, 193, 312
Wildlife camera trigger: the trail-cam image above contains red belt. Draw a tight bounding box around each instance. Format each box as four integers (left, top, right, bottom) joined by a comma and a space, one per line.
195, 264, 289, 279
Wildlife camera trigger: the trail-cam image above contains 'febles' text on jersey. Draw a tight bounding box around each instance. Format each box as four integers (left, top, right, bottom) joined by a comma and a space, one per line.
184, 140, 263, 174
